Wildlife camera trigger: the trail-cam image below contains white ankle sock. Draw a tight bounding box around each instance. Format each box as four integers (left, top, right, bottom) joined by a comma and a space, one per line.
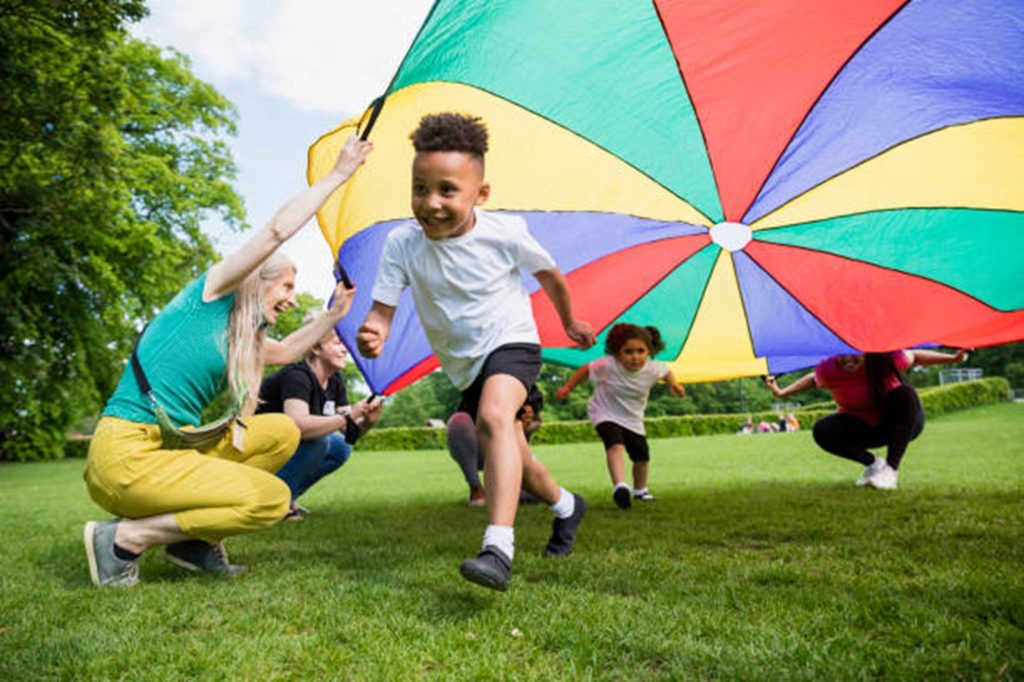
482, 524, 514, 559
549, 487, 575, 519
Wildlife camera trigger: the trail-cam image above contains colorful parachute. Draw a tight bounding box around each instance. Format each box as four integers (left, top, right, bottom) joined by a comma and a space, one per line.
308, 0, 1024, 395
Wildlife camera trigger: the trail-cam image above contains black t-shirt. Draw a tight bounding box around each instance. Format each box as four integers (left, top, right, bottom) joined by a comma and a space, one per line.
258, 362, 360, 443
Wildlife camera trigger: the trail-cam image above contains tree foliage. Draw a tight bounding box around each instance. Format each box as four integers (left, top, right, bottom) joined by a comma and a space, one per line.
1, 1, 244, 460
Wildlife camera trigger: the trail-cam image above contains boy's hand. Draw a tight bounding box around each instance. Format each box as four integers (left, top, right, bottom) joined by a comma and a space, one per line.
953, 348, 971, 363
670, 383, 686, 398
328, 281, 356, 318
565, 320, 596, 349
554, 385, 571, 402
763, 375, 782, 397
356, 321, 385, 358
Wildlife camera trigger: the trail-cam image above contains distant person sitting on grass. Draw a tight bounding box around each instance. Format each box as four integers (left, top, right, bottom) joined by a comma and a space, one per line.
82, 136, 372, 588
356, 112, 596, 592
257, 325, 383, 520
448, 387, 545, 507
764, 348, 969, 490
555, 323, 685, 510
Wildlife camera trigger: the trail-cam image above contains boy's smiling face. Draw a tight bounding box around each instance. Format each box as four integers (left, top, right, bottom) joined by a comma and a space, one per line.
411, 150, 490, 240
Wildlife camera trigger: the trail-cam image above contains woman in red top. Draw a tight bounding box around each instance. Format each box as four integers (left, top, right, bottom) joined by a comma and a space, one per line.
764, 349, 969, 490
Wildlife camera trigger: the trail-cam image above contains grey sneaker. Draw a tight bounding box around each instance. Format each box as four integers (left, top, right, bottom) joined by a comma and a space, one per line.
165, 540, 247, 575
544, 493, 587, 557
84, 520, 139, 588
459, 545, 512, 591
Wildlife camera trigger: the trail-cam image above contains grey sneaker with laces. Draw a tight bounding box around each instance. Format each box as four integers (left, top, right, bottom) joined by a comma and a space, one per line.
459, 545, 512, 591
165, 540, 247, 575
84, 520, 139, 588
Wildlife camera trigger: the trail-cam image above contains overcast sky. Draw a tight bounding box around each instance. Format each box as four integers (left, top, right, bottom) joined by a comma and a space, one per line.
132, 0, 434, 297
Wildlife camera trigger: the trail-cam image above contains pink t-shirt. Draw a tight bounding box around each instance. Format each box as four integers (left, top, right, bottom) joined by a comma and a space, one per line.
815, 351, 912, 426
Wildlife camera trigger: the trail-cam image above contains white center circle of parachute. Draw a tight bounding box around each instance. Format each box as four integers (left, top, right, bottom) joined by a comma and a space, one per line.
710, 221, 752, 252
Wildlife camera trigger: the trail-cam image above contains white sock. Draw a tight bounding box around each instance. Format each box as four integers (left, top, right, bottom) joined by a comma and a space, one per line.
549, 487, 575, 519
482, 524, 514, 559
614, 482, 630, 493
632, 487, 648, 496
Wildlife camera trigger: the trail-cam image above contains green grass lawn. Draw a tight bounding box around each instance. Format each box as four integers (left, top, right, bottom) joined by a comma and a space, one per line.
1, 403, 1022, 680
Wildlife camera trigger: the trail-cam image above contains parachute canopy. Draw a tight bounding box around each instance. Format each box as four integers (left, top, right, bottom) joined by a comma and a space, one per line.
309, 0, 1024, 395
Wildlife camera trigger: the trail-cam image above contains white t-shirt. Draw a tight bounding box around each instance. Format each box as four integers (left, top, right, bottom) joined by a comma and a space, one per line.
371, 209, 556, 390
586, 355, 670, 435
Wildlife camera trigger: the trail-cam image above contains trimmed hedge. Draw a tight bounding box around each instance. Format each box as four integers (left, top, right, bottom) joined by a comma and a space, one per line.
63, 377, 1010, 457
353, 377, 1010, 451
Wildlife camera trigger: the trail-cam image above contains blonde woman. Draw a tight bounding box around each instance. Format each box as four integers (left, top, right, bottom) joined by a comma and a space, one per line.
83, 137, 372, 587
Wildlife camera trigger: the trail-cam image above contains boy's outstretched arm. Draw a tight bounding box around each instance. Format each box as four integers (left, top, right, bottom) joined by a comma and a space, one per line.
534, 268, 596, 349
555, 365, 589, 401
357, 301, 396, 358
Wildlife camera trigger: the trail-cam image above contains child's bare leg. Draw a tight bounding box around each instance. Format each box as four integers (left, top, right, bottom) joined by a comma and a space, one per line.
476, 375, 528, 527
632, 461, 649, 491
606, 445, 627, 486
521, 436, 560, 505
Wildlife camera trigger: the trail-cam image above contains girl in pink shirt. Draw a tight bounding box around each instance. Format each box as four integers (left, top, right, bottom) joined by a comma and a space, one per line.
765, 349, 969, 490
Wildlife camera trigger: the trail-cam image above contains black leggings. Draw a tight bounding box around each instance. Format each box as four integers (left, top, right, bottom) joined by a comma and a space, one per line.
812, 385, 925, 470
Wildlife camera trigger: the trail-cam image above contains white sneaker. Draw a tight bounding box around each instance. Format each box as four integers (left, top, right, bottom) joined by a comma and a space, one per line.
866, 462, 899, 490
857, 457, 886, 487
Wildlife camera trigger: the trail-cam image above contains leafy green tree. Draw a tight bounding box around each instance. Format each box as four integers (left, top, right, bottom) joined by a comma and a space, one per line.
1, 1, 244, 460
1005, 362, 1024, 389
970, 342, 1024, 384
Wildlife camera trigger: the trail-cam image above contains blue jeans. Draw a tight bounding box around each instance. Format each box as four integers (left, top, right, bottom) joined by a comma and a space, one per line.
275, 432, 352, 501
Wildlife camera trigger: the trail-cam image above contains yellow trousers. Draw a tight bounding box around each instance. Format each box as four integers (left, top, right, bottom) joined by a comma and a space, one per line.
85, 415, 299, 541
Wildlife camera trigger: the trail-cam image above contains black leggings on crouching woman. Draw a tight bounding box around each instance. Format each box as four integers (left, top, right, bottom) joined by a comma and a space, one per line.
812, 385, 925, 470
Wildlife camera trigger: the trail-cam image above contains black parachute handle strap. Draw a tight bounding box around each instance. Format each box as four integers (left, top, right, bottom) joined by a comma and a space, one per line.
341, 1, 443, 288
356, 96, 387, 142
352, 0, 440, 142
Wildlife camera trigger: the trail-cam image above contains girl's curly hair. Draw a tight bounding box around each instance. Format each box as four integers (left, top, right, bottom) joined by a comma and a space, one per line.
604, 323, 665, 357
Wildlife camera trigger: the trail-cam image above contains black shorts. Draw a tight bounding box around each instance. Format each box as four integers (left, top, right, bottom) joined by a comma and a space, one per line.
595, 421, 650, 462
457, 343, 541, 421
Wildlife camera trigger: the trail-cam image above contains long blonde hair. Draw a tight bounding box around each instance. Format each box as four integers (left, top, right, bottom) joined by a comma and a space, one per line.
227, 252, 295, 415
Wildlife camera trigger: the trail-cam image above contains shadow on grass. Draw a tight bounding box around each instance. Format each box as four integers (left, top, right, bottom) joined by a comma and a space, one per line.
46, 480, 1022, 602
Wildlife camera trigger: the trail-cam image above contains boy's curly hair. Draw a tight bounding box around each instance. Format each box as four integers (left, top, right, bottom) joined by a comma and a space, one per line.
604, 323, 666, 357
410, 113, 489, 159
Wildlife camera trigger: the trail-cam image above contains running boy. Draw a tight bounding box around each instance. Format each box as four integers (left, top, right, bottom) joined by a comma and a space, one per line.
556, 324, 685, 509
356, 113, 596, 591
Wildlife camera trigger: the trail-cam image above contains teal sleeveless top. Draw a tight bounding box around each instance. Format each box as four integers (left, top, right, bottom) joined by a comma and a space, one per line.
103, 273, 236, 427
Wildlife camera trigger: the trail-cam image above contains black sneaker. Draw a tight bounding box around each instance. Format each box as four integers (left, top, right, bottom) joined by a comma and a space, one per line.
459, 545, 512, 591
613, 486, 632, 510
544, 494, 587, 557
165, 540, 247, 576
